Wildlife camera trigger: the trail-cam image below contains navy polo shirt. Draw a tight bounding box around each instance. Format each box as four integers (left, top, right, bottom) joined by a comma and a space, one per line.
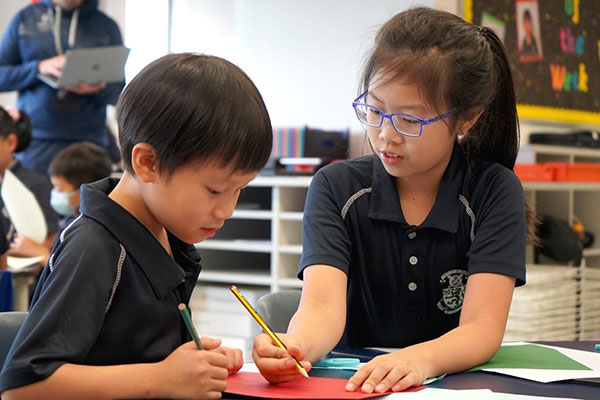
299, 142, 526, 349
0, 178, 202, 392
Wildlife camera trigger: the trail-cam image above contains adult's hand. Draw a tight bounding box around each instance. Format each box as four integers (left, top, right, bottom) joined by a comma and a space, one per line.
67, 81, 106, 95
38, 55, 67, 78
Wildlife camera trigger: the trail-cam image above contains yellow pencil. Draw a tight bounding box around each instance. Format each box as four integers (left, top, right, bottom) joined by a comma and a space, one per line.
230, 285, 309, 379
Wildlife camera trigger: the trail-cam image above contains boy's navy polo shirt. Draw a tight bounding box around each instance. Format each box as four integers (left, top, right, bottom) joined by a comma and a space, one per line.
0, 177, 202, 392
299, 142, 526, 349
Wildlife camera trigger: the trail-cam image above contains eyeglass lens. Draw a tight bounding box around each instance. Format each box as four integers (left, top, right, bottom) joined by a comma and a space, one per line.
354, 104, 421, 137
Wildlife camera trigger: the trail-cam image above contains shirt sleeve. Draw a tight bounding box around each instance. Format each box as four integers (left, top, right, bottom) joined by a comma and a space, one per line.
467, 167, 527, 286
298, 168, 352, 279
0, 12, 41, 92
0, 221, 121, 392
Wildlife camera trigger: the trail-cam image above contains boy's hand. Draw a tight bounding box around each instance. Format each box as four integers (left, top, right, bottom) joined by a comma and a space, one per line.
211, 346, 243, 375
252, 333, 311, 383
344, 351, 425, 394
157, 338, 229, 399
8, 233, 49, 259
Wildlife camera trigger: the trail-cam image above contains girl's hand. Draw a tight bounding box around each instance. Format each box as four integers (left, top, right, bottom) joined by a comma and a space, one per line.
156, 338, 229, 400
212, 346, 243, 375
252, 333, 312, 383
345, 351, 426, 394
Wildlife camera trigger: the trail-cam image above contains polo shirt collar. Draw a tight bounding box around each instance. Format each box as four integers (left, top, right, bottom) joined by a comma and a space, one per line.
368, 142, 466, 233
79, 178, 200, 299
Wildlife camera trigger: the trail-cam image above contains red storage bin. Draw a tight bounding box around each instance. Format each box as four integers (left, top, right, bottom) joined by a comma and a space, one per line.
544, 162, 600, 182
514, 163, 554, 182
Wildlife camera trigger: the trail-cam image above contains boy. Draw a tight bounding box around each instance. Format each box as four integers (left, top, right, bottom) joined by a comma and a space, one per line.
0, 53, 272, 399
8, 142, 113, 266
0, 107, 58, 252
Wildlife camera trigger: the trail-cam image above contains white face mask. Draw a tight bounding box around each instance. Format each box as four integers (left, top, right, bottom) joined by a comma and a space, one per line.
50, 188, 79, 216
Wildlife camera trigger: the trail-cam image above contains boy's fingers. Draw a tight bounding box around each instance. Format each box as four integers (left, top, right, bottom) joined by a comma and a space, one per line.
200, 336, 222, 350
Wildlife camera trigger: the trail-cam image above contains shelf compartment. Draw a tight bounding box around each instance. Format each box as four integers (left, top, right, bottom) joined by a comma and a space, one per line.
196, 240, 273, 253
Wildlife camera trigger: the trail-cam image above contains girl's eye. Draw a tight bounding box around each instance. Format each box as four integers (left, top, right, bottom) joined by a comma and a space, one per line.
403, 117, 420, 124
368, 107, 381, 116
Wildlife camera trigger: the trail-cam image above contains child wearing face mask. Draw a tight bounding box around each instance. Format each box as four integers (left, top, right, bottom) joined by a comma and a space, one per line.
8, 142, 112, 265
0, 106, 58, 257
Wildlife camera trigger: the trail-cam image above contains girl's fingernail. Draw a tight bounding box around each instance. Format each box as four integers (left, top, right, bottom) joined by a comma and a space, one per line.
375, 383, 385, 392
345, 382, 356, 391
362, 383, 373, 393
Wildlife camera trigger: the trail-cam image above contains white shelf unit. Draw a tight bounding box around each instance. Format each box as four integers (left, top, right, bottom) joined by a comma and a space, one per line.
195, 175, 312, 292
505, 145, 600, 341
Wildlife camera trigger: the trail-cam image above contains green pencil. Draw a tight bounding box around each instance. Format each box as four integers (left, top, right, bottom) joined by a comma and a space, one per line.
178, 303, 204, 350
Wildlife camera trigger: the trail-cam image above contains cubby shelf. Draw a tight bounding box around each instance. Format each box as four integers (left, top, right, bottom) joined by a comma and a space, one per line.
195, 175, 312, 292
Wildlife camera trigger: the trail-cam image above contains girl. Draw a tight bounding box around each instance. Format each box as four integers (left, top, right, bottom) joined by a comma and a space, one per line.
253, 7, 535, 393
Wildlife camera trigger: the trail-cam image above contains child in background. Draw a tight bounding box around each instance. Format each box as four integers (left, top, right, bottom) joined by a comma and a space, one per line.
0, 107, 58, 250
0, 53, 272, 399
253, 7, 536, 393
8, 142, 113, 265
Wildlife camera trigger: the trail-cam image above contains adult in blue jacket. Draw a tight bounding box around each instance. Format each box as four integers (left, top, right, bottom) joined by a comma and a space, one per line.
0, 0, 124, 175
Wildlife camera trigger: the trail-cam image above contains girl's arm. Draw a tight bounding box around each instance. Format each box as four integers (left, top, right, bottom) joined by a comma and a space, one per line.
253, 264, 347, 382
346, 272, 515, 393
1, 339, 235, 400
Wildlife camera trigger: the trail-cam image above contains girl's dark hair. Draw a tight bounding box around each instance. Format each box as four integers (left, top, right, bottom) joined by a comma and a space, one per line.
0, 107, 32, 153
48, 142, 113, 188
361, 7, 537, 243
116, 53, 272, 176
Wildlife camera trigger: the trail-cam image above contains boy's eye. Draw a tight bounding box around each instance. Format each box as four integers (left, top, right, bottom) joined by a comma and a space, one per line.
207, 187, 221, 195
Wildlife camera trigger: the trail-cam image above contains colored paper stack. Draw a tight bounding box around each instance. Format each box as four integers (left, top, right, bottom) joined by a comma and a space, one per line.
580, 265, 600, 339
504, 264, 580, 341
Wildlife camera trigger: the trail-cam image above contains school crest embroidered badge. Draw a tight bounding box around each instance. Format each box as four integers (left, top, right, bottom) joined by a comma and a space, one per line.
437, 269, 468, 314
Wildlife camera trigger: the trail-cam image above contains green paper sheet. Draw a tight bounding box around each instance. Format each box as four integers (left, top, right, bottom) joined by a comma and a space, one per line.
467, 344, 592, 372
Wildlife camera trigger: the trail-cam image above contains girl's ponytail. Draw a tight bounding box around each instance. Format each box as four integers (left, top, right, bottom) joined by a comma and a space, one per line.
461, 27, 519, 171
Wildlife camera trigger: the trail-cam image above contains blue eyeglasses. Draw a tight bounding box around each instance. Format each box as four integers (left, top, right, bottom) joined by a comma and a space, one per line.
352, 91, 457, 138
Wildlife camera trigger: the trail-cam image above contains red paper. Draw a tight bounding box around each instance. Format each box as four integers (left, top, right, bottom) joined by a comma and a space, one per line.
225, 372, 423, 399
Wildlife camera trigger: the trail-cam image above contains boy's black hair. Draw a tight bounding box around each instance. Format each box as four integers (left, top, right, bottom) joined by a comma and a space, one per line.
0, 107, 31, 153
48, 142, 113, 189
116, 53, 272, 176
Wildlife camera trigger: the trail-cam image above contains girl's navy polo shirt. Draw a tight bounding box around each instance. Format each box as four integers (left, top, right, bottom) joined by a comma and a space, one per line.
299, 142, 526, 349
0, 178, 202, 392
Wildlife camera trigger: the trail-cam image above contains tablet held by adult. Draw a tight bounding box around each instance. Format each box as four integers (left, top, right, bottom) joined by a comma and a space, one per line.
0, 0, 125, 175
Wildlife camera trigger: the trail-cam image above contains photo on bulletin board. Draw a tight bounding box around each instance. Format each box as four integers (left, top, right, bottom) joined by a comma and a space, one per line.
516, 0, 543, 63
464, 0, 600, 125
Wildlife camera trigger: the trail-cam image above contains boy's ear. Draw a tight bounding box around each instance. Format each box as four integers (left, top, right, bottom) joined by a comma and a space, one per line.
131, 143, 159, 183
6, 133, 18, 153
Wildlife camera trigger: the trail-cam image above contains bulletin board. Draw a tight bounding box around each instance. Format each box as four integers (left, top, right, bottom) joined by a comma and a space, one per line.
464, 0, 600, 125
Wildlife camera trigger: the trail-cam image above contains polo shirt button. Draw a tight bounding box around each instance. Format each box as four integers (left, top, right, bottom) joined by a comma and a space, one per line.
408, 282, 417, 291
409, 256, 418, 265
408, 232, 416, 239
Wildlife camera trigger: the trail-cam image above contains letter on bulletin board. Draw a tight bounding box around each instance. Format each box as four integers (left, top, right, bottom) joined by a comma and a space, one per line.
464, 0, 600, 125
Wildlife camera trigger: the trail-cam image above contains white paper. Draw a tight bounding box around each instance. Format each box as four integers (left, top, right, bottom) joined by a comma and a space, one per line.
493, 392, 579, 400
386, 388, 496, 399
1, 169, 47, 244
7, 255, 44, 271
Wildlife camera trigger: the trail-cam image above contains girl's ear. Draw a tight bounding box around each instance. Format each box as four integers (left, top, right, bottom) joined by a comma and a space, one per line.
458, 107, 484, 135
131, 143, 159, 183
